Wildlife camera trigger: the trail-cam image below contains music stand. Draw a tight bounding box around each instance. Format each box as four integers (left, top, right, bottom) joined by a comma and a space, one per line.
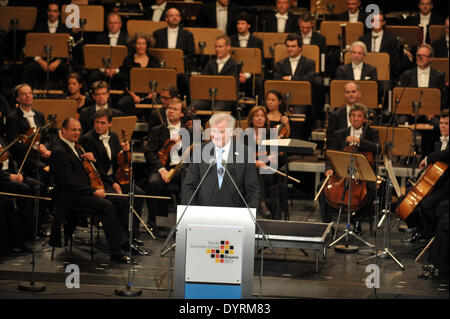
385, 26, 422, 48
167, 1, 202, 26
24, 33, 69, 97
148, 48, 185, 74
31, 99, 78, 129
126, 20, 167, 37
130, 68, 177, 94
231, 47, 263, 98
110, 116, 137, 142
252, 32, 288, 59
326, 150, 376, 252
61, 5, 104, 32
429, 25, 446, 44
330, 80, 379, 110
319, 21, 364, 46
190, 75, 237, 113
372, 126, 413, 158
431, 58, 449, 84
184, 27, 223, 56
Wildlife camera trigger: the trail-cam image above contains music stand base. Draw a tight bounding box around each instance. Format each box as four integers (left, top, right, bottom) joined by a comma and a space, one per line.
18, 282, 46, 292
334, 244, 359, 253
115, 287, 142, 297
357, 248, 405, 270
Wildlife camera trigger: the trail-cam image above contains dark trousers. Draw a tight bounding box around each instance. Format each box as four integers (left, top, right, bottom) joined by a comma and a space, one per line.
430, 200, 449, 272
118, 182, 146, 238
0, 197, 24, 253
70, 195, 128, 254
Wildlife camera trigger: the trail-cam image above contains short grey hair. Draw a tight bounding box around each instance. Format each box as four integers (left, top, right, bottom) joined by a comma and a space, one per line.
350, 41, 367, 55
344, 81, 361, 92
209, 113, 235, 129
349, 103, 369, 119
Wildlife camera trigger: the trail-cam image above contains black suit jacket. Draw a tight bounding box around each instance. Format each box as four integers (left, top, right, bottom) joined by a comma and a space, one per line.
327, 106, 348, 142
335, 10, 366, 23
79, 106, 123, 134
359, 31, 400, 77
273, 55, 316, 82
153, 27, 195, 58
326, 124, 380, 171
427, 139, 450, 164
260, 11, 298, 33
407, 12, 444, 43
5, 107, 49, 161
297, 31, 327, 54
94, 31, 128, 46
181, 140, 260, 208
34, 20, 70, 34
196, 2, 241, 36
335, 62, 378, 81
79, 129, 122, 187
432, 36, 449, 58
202, 56, 240, 77
230, 33, 263, 51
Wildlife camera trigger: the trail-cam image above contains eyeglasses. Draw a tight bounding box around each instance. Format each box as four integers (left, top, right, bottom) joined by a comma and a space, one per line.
416, 54, 431, 58
160, 96, 171, 100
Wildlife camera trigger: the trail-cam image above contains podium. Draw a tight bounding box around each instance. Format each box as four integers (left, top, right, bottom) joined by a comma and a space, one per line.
174, 205, 256, 299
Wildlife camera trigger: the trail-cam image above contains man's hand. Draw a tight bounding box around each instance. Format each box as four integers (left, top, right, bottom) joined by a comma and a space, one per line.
38, 59, 48, 71
325, 169, 334, 177
159, 168, 170, 183
38, 144, 51, 158
81, 152, 96, 162
48, 59, 61, 72
10, 173, 24, 183
346, 135, 360, 145
282, 75, 291, 81
239, 73, 247, 84
94, 188, 106, 198
112, 183, 123, 194
419, 158, 427, 169
121, 141, 130, 152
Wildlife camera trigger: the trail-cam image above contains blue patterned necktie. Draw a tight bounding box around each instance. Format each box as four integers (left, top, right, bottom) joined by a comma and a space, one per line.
217, 148, 225, 189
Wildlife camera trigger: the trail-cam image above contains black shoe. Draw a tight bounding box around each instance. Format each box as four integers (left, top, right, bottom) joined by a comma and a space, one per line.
110, 253, 133, 264
418, 267, 440, 280
402, 232, 422, 243
130, 244, 151, 256
423, 264, 435, 271
259, 202, 272, 219
132, 238, 144, 247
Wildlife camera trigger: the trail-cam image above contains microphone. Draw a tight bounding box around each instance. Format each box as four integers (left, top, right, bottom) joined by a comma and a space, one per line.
198, 41, 206, 50
160, 158, 217, 255
221, 160, 274, 253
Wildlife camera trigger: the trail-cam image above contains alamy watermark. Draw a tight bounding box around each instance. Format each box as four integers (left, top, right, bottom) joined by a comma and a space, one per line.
365, 264, 380, 289
65, 264, 80, 289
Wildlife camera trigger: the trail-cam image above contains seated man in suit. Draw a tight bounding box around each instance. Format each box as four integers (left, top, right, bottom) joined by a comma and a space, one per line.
79, 109, 149, 252
327, 82, 362, 143
190, 35, 240, 112
196, 0, 241, 36
318, 104, 380, 234
181, 112, 260, 208
144, 0, 168, 21
22, 2, 70, 89
407, 0, 444, 44
153, 7, 195, 97
432, 16, 449, 58
399, 43, 447, 155
273, 33, 323, 134
229, 12, 264, 105
145, 98, 192, 232
359, 12, 400, 83
336, 41, 378, 81
260, 0, 298, 33
334, 0, 366, 23
88, 12, 128, 88
79, 81, 123, 133
49, 117, 133, 263
297, 13, 326, 55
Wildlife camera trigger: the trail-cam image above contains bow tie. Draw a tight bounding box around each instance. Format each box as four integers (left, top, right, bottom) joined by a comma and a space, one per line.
22, 111, 35, 119
275, 13, 288, 20
99, 135, 110, 142
289, 56, 300, 63
352, 63, 363, 69
152, 4, 164, 10
167, 123, 179, 130
108, 33, 119, 39
238, 34, 250, 41
441, 136, 449, 143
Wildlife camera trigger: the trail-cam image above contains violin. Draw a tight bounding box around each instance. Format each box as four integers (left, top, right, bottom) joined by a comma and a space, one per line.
158, 139, 177, 167
116, 129, 132, 185
0, 135, 26, 162
75, 143, 105, 190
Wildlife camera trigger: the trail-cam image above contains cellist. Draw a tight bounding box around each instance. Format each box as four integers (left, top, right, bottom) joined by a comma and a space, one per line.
144, 98, 192, 234
318, 104, 380, 234
79, 109, 149, 253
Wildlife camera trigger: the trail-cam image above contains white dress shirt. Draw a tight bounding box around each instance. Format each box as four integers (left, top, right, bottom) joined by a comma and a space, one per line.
350, 126, 363, 146
371, 30, 383, 52
440, 135, 449, 151
167, 26, 179, 49
420, 12, 431, 43
0, 141, 8, 171
352, 62, 363, 80
301, 31, 313, 45
215, 139, 231, 165
275, 12, 288, 33
48, 20, 59, 34
216, 2, 228, 34
217, 55, 230, 73
289, 54, 301, 77
238, 33, 250, 48
99, 133, 113, 175
108, 31, 120, 46
21, 108, 36, 128
95, 104, 109, 112
152, 1, 167, 22
349, 10, 359, 23
417, 66, 431, 88
167, 121, 182, 166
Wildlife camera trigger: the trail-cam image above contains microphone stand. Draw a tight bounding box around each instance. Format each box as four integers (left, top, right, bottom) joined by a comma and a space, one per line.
18, 144, 46, 292
115, 141, 142, 297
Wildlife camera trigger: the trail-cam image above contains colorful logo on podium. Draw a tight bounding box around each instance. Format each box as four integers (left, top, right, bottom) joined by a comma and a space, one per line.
206, 240, 237, 264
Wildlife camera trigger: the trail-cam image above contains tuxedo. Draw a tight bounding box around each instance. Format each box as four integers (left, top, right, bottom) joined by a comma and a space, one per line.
94, 31, 128, 46
406, 12, 444, 43
195, 1, 241, 36
335, 62, 378, 81
297, 31, 327, 54
260, 11, 298, 33
34, 20, 71, 34
334, 10, 366, 23
327, 106, 349, 143
153, 27, 195, 57
181, 140, 260, 208
432, 36, 449, 58
230, 33, 263, 52
79, 105, 123, 134
49, 139, 128, 252
359, 31, 400, 79
273, 55, 316, 82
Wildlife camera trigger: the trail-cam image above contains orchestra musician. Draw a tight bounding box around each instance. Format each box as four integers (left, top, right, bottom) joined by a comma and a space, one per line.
318, 104, 380, 234
65, 73, 93, 114
49, 117, 141, 263
144, 98, 192, 233
335, 41, 378, 81
79, 109, 149, 251
265, 89, 291, 138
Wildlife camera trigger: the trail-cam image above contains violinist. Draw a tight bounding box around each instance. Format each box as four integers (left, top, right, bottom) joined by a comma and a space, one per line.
144, 98, 192, 233
318, 104, 380, 234
65, 73, 93, 114
79, 109, 149, 250
244, 106, 287, 219
6, 84, 52, 178
146, 85, 179, 129
265, 90, 291, 138
50, 117, 133, 263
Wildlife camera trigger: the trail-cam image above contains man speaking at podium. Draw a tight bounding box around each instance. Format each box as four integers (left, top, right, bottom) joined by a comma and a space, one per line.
181, 113, 260, 208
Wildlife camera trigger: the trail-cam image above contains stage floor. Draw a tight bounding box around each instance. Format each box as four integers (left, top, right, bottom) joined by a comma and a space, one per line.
0, 199, 448, 300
